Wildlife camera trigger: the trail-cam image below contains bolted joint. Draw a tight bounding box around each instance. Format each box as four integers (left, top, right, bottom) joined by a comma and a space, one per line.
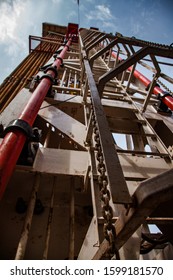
39, 73, 54, 83
63, 44, 70, 51
4, 121, 41, 166
39, 74, 57, 97
44, 65, 58, 79
157, 91, 172, 114
29, 75, 40, 92
3, 120, 42, 142
158, 91, 172, 100
55, 56, 64, 67
4, 119, 33, 139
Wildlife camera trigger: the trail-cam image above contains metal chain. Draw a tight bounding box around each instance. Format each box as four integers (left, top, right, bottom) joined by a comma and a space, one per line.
115, 33, 173, 50
156, 79, 173, 95
91, 104, 120, 260
132, 39, 173, 49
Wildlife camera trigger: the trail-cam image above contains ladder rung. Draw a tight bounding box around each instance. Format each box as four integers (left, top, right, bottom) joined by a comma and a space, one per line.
116, 149, 170, 157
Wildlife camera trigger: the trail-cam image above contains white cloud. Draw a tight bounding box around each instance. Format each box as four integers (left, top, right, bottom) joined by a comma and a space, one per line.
86, 4, 114, 21
0, 0, 64, 56
130, 21, 143, 36
96, 4, 113, 20
85, 4, 116, 32
0, 0, 72, 83
67, 10, 77, 20
0, 0, 35, 58
0, 0, 26, 42
51, 0, 62, 3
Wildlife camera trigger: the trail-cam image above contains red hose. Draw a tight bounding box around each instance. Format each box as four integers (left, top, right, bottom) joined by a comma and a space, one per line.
0, 38, 72, 199
112, 52, 173, 111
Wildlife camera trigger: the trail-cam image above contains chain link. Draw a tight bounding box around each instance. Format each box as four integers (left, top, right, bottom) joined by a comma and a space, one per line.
156, 79, 173, 96
91, 104, 120, 259
116, 33, 173, 50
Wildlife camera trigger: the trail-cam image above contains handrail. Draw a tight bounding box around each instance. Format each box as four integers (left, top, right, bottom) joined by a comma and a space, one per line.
112, 52, 173, 111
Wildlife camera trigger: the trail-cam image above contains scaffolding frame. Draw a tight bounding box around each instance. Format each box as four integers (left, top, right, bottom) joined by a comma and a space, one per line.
0, 24, 173, 260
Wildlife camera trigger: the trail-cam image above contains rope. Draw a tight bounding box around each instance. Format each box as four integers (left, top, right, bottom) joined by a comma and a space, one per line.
77, 0, 80, 27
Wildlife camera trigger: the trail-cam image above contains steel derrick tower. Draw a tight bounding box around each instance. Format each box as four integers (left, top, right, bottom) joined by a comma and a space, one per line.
0, 22, 173, 260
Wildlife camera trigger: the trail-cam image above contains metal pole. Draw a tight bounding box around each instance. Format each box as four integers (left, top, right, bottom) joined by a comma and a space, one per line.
126, 135, 133, 150
43, 124, 54, 260
42, 177, 56, 260
15, 173, 41, 260
0, 38, 72, 200
43, 125, 51, 148
68, 177, 75, 260
60, 68, 67, 86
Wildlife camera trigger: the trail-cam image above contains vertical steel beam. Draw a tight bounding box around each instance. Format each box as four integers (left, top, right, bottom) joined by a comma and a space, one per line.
43, 177, 56, 260
15, 173, 41, 260
68, 177, 75, 260
79, 34, 131, 205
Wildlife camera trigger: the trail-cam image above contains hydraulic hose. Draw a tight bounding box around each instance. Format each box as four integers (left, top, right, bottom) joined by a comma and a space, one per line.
112, 52, 173, 111
0, 38, 72, 199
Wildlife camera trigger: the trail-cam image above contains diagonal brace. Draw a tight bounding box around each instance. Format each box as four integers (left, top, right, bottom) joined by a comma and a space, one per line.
97, 46, 150, 94
90, 38, 120, 68
86, 34, 108, 54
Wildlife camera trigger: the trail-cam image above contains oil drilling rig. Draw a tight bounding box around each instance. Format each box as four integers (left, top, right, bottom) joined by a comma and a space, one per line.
0, 22, 173, 260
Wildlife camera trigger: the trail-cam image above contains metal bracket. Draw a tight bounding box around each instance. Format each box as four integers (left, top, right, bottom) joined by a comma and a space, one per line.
56, 56, 64, 67
39, 73, 54, 83
4, 119, 33, 139
44, 65, 58, 78
157, 92, 172, 114
62, 42, 70, 51
39, 73, 57, 97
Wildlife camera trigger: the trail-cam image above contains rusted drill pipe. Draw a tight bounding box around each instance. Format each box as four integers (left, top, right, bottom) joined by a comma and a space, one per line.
0, 38, 72, 200
112, 52, 173, 111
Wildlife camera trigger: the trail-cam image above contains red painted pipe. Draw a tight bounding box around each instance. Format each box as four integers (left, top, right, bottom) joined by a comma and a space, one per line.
0, 38, 72, 199
112, 52, 173, 111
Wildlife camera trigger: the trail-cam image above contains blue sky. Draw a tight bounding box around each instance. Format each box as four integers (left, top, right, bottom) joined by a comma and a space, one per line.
0, 0, 173, 84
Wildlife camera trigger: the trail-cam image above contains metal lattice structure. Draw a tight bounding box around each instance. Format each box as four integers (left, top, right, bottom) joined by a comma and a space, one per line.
0, 23, 173, 260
